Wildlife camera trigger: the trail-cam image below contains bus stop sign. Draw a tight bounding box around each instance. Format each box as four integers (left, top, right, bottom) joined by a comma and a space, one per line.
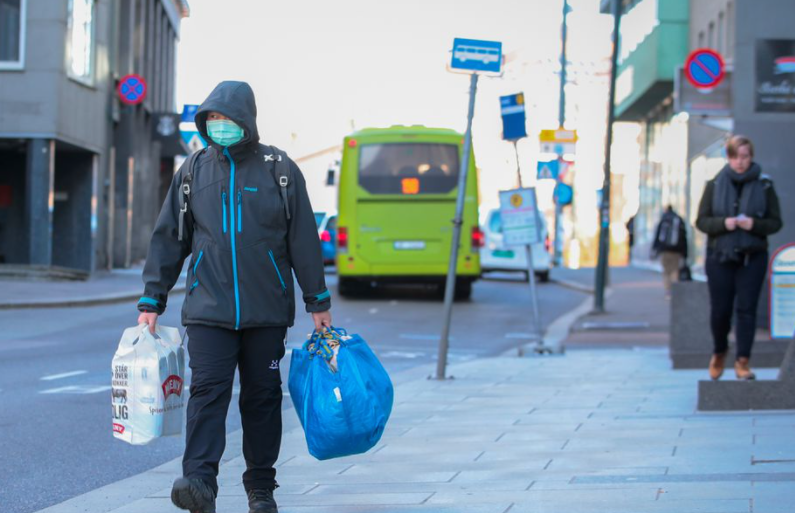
770, 243, 795, 339
451, 38, 502, 73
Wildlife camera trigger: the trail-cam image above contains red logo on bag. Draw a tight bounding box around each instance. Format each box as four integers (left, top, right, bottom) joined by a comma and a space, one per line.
162, 375, 184, 400
113, 423, 125, 434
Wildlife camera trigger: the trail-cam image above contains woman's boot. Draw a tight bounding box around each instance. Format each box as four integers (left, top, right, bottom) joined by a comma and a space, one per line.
734, 357, 756, 380
709, 352, 727, 380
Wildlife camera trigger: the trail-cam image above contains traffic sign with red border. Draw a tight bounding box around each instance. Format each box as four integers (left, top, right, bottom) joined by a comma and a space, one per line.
684, 49, 725, 89
117, 74, 147, 105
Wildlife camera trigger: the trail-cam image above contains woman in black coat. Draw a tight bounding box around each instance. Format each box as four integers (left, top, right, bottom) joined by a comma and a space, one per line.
696, 135, 783, 381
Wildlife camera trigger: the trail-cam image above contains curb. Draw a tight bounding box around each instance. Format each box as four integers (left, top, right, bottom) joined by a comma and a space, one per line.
550, 277, 595, 294
0, 285, 187, 310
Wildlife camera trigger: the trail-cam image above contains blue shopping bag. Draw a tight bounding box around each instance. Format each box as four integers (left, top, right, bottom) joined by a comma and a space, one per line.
288, 327, 394, 460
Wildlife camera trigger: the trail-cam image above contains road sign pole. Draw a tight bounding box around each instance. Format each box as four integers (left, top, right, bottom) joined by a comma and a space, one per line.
513, 141, 521, 188
595, 0, 623, 313
436, 72, 478, 380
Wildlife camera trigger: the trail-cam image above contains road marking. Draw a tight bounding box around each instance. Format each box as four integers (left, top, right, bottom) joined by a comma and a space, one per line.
399, 333, 454, 341
382, 351, 424, 359
41, 370, 88, 381
40, 385, 111, 395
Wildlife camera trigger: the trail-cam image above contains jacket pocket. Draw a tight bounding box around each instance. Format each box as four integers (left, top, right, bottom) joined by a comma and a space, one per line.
237, 189, 242, 233
189, 250, 204, 294
268, 249, 287, 296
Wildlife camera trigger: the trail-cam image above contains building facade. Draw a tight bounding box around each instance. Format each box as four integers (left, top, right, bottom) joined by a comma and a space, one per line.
0, 0, 188, 273
606, 0, 795, 271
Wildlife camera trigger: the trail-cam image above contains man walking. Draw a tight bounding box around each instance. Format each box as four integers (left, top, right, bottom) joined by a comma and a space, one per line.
137, 81, 331, 513
652, 205, 688, 298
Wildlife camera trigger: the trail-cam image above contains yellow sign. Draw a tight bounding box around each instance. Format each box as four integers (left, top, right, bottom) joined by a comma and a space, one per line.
510, 193, 523, 208
539, 128, 578, 143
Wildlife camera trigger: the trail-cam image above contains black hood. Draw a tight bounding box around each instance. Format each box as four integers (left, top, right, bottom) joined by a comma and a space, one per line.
195, 81, 260, 151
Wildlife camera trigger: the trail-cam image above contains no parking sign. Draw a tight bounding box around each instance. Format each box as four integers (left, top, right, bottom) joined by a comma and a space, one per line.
117, 74, 147, 105
685, 49, 725, 89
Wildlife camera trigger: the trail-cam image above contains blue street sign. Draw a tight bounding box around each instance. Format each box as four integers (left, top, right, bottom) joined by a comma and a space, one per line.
685, 49, 725, 89
537, 160, 560, 180
181, 104, 199, 123
451, 38, 502, 73
500, 93, 527, 141
554, 182, 573, 206
181, 130, 207, 152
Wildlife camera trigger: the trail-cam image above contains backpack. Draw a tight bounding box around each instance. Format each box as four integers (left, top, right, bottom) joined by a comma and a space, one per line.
177, 145, 292, 242
655, 214, 685, 253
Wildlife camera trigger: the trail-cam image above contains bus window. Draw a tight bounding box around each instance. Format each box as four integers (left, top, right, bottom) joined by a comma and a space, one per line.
358, 143, 460, 195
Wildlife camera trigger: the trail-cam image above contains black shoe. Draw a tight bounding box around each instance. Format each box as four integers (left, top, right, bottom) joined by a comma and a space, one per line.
247, 488, 278, 513
171, 477, 216, 513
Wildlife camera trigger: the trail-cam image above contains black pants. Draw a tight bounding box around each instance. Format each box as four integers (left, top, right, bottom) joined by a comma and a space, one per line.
705, 250, 768, 359
183, 325, 287, 496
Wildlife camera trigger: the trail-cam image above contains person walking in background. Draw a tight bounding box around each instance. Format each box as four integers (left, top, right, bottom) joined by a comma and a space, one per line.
696, 135, 782, 381
137, 81, 332, 513
652, 206, 688, 298
625, 215, 635, 263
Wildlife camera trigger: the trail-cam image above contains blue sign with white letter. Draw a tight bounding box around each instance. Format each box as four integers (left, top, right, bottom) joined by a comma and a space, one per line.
500, 93, 527, 141
451, 38, 502, 73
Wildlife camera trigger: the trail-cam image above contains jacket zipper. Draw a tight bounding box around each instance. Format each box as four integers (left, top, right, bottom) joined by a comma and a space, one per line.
189, 250, 203, 294
268, 250, 288, 296
237, 189, 242, 233
224, 148, 241, 330
222, 190, 228, 234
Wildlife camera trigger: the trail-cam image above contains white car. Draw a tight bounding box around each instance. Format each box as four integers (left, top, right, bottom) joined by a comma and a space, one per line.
480, 208, 552, 282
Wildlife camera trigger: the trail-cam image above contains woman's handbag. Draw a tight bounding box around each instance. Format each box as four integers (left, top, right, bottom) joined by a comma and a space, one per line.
288, 327, 393, 460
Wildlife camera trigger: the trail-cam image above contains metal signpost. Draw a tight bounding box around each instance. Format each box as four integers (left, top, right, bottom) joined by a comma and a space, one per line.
499, 188, 546, 352
539, 129, 576, 267
770, 243, 795, 339
436, 38, 502, 380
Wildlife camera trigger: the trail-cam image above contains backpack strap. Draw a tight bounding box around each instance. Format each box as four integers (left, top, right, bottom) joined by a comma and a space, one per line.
262, 145, 292, 221
178, 149, 204, 242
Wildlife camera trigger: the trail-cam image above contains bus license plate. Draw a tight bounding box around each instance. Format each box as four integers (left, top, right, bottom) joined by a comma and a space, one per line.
394, 241, 426, 250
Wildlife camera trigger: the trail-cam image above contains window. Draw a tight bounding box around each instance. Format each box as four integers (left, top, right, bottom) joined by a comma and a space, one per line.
358, 143, 460, 195
708, 22, 715, 50
67, 0, 95, 82
0, 0, 25, 69
718, 12, 725, 54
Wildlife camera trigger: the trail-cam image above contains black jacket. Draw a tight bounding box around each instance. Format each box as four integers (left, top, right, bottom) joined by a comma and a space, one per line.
138, 81, 330, 330
696, 168, 782, 252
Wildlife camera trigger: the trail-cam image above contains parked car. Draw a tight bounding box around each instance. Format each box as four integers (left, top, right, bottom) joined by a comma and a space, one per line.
315, 211, 337, 266
480, 208, 551, 282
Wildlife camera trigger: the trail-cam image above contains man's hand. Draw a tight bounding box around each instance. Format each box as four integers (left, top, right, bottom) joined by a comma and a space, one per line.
138, 311, 159, 334
737, 216, 754, 231
724, 217, 738, 231
312, 310, 332, 332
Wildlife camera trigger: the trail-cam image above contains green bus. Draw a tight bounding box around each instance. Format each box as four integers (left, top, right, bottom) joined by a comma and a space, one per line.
335, 125, 482, 299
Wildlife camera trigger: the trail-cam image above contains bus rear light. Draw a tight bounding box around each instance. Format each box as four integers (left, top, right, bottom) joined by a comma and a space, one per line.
471, 226, 485, 250
320, 230, 332, 243
347, 139, 357, 148
545, 235, 551, 253
337, 227, 349, 251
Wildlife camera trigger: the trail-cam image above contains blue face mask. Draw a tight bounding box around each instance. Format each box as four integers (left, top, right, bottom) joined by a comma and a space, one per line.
206, 119, 245, 147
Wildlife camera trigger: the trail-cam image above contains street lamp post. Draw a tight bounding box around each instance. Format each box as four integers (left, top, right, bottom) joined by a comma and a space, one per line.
594, 0, 623, 313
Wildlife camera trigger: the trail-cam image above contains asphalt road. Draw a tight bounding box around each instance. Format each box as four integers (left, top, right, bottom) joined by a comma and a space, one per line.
0, 271, 587, 513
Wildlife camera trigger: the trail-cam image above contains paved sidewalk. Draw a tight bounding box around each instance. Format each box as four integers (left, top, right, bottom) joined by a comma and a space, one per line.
36, 348, 793, 513
0, 265, 186, 309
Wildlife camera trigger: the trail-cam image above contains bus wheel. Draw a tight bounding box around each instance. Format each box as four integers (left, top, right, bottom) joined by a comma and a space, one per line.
454, 279, 473, 301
